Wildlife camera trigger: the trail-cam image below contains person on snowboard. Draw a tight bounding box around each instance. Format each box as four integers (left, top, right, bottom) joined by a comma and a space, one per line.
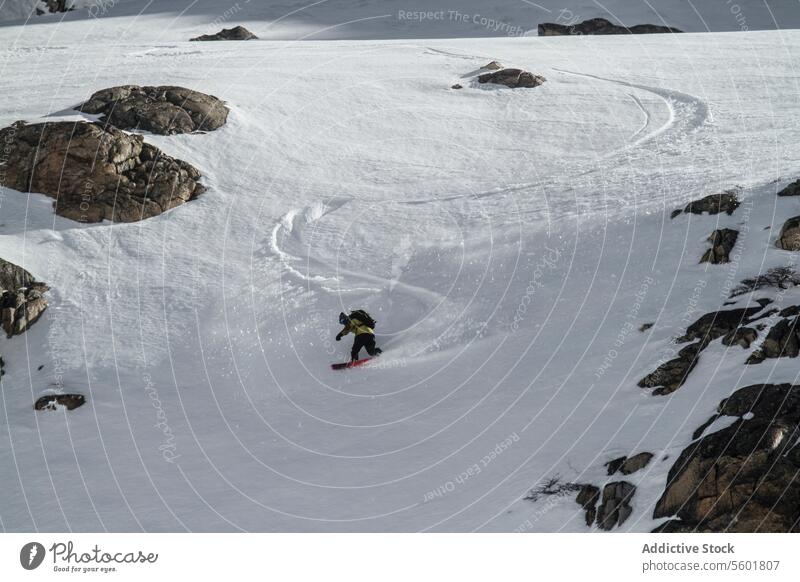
336, 310, 382, 361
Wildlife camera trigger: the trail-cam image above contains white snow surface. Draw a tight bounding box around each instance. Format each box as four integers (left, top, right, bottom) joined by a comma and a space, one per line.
1, 1, 800, 532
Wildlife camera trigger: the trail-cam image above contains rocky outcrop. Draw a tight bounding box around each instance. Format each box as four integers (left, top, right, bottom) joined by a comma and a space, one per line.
639, 305, 765, 394
721, 326, 757, 349
34, 394, 85, 411
79, 86, 229, 135
777, 179, 800, 197
606, 452, 654, 476
700, 228, 738, 264
746, 312, 800, 364
477, 69, 546, 89
776, 216, 800, 251
35, 0, 74, 16
190, 26, 257, 41
597, 481, 636, 530
538, 18, 682, 36
576, 484, 600, 526
638, 341, 703, 395
654, 384, 800, 532
0, 121, 203, 223
671, 191, 740, 219
0, 258, 48, 338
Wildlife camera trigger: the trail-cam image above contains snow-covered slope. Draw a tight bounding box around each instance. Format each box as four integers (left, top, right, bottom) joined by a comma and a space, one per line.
1, 2, 800, 532
1, 0, 799, 35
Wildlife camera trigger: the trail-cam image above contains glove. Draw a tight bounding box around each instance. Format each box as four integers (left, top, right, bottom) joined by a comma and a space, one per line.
335, 334, 342, 341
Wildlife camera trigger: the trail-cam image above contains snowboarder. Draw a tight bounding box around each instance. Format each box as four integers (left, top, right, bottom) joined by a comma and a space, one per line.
336, 310, 382, 361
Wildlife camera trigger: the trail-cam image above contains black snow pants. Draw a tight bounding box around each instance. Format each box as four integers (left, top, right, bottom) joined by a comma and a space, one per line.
351, 333, 381, 360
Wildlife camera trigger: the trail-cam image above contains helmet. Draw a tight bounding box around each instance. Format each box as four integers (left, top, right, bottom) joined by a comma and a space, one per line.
338, 312, 348, 325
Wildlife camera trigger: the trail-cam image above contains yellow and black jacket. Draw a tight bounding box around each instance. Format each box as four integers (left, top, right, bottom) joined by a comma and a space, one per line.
338, 317, 374, 337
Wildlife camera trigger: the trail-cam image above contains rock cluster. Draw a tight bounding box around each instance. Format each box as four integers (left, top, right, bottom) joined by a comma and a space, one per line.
34, 394, 85, 411
654, 384, 800, 532
606, 452, 653, 476
538, 18, 682, 36
477, 68, 546, 89
700, 228, 738, 264
35, 0, 73, 16
190, 26, 258, 41
0, 258, 48, 338
639, 305, 765, 395
671, 191, 740, 219
746, 308, 800, 364
0, 121, 203, 223
79, 85, 229, 135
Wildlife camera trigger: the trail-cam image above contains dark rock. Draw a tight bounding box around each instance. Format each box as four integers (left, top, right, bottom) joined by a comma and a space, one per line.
597, 481, 636, 530
677, 307, 762, 344
190, 26, 258, 41
700, 228, 738, 264
747, 316, 800, 364
0, 121, 203, 223
35, 0, 74, 16
0, 258, 48, 338
605, 456, 627, 475
482, 61, 503, 70
721, 327, 757, 349
653, 384, 800, 532
621, 452, 654, 475
34, 394, 85, 411
780, 305, 800, 317
671, 191, 740, 219
79, 85, 229, 135
538, 18, 681, 36
776, 216, 800, 251
451, 84, 462, 90
777, 179, 800, 197
575, 484, 600, 526
477, 68, 546, 89
638, 341, 702, 395
639, 322, 654, 332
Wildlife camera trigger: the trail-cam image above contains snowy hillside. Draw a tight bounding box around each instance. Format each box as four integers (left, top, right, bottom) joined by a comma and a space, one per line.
2, 0, 800, 35
2, 0, 800, 532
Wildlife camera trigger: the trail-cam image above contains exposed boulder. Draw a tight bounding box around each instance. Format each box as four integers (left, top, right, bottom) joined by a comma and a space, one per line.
670, 191, 740, 219
79, 86, 229, 135
35, 1, 74, 16
654, 384, 800, 532
0, 121, 203, 223
0, 258, 48, 338
777, 179, 800, 197
575, 484, 600, 526
477, 68, 546, 89
597, 481, 636, 530
721, 327, 757, 349
639, 305, 764, 395
538, 18, 682, 36
606, 452, 654, 476
746, 314, 800, 364
34, 394, 85, 411
700, 228, 738, 264
621, 452, 654, 475
677, 306, 762, 344
451, 84, 463, 90
638, 341, 702, 395
776, 216, 800, 251
190, 26, 257, 41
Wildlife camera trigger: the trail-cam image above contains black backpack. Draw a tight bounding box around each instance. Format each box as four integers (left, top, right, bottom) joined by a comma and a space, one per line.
349, 310, 377, 329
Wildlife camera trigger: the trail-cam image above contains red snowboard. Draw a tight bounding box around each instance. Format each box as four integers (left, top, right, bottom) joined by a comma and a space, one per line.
331, 358, 371, 370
